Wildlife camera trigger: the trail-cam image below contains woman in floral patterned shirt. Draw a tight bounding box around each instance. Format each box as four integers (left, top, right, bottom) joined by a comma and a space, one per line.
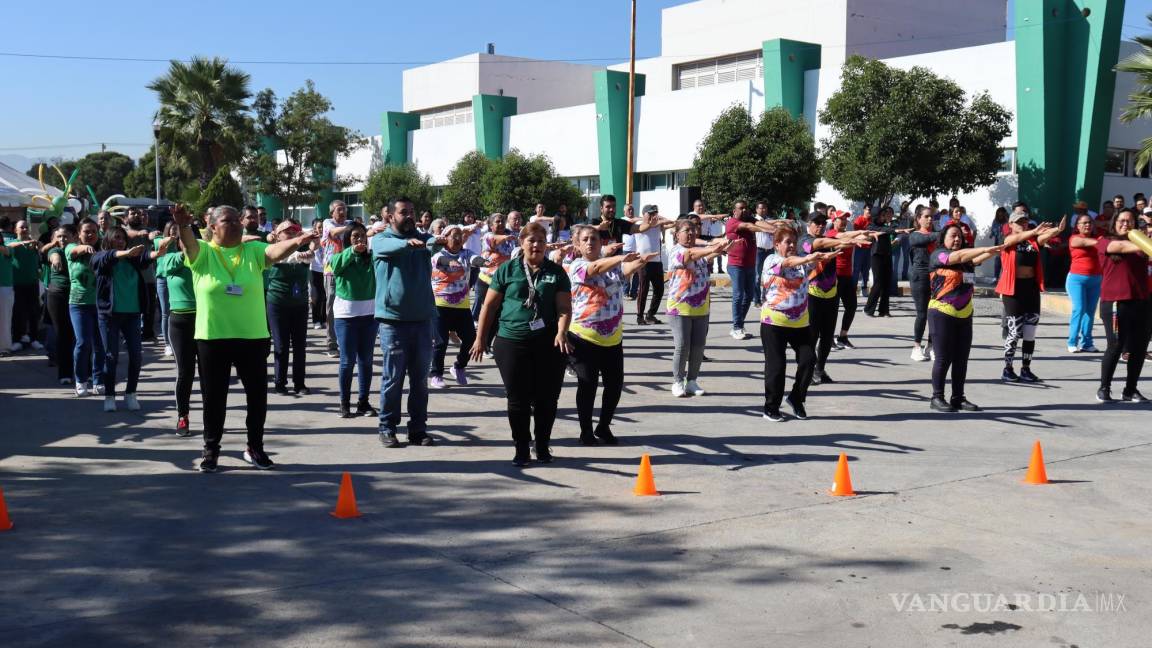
665, 218, 730, 398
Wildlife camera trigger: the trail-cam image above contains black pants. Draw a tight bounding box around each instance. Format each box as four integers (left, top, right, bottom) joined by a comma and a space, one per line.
12, 283, 40, 342
928, 310, 972, 400
169, 311, 198, 417
636, 261, 665, 319
568, 334, 624, 437
1100, 300, 1116, 348
196, 338, 270, 452
761, 323, 815, 413
142, 282, 157, 340
267, 302, 308, 390
310, 270, 327, 325
809, 294, 837, 372
45, 289, 73, 381
493, 334, 566, 455
476, 281, 498, 348
1100, 299, 1151, 395
910, 272, 930, 345
865, 255, 892, 316
432, 307, 476, 376
836, 275, 857, 333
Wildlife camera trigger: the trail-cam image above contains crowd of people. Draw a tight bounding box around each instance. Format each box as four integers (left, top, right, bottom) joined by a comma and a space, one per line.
1, 189, 1149, 470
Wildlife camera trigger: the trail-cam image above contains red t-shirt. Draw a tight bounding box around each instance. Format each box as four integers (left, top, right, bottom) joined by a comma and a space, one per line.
724, 218, 756, 267
1097, 237, 1149, 301
853, 215, 870, 231
1068, 234, 1100, 276
1093, 215, 1111, 237
827, 228, 854, 277
944, 218, 975, 246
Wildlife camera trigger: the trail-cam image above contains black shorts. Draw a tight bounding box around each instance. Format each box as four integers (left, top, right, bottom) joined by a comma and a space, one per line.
1003, 278, 1040, 316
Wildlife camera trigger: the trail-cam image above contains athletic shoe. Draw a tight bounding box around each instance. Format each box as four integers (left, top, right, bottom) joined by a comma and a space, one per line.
1082, 345, 1100, 353
816, 370, 833, 384
380, 432, 403, 448
312, 323, 323, 330
1001, 367, 1020, 383
30, 341, 44, 351
930, 397, 956, 412
409, 435, 435, 447
1121, 352, 1129, 363
1019, 368, 1042, 383
645, 315, 663, 325
92, 384, 106, 396
809, 372, 823, 386
730, 328, 747, 340
533, 446, 553, 463
702, 354, 714, 362
484, 351, 494, 360
636, 316, 647, 326
836, 336, 856, 350
785, 396, 808, 420
671, 381, 687, 398
356, 400, 378, 417
451, 365, 469, 386
103, 396, 116, 412
243, 446, 275, 470
58, 377, 71, 386
163, 344, 174, 358
763, 410, 786, 422
274, 385, 291, 396
862, 309, 875, 318
75, 382, 90, 397
685, 380, 705, 396
176, 416, 193, 437
594, 426, 619, 445
1067, 345, 1081, 354
1096, 388, 1115, 403
338, 403, 354, 418
325, 350, 339, 359
294, 386, 312, 396
565, 367, 576, 378
579, 433, 600, 446
951, 397, 981, 412
429, 375, 446, 389
512, 453, 531, 467
448, 331, 461, 345
18, 335, 29, 344
198, 450, 219, 473
911, 344, 928, 362
9, 342, 23, 352
124, 393, 140, 411
832, 338, 846, 351
751, 302, 762, 309
1123, 390, 1150, 403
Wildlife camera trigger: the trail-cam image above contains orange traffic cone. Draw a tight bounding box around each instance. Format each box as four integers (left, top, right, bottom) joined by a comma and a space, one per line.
0, 487, 12, 531
330, 472, 363, 518
1023, 440, 1049, 485
828, 453, 856, 496
633, 454, 660, 496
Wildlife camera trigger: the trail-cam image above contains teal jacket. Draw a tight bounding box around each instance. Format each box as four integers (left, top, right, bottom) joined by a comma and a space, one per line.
370, 229, 435, 322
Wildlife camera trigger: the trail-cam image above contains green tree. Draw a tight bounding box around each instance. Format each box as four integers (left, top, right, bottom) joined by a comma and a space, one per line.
687, 105, 820, 213
362, 164, 436, 218
148, 56, 254, 188
25, 158, 78, 187
123, 146, 199, 202
820, 55, 1012, 208
1117, 19, 1152, 173
72, 152, 135, 202
194, 165, 245, 216
240, 81, 363, 217
437, 151, 494, 219
478, 150, 586, 216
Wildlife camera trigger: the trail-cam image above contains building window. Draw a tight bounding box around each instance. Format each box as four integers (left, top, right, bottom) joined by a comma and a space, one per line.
998, 149, 1016, 175
568, 176, 601, 197
676, 51, 762, 90
418, 102, 474, 129
1104, 148, 1127, 175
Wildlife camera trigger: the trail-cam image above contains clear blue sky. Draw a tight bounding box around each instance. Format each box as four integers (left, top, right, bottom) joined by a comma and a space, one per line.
1, 0, 1151, 168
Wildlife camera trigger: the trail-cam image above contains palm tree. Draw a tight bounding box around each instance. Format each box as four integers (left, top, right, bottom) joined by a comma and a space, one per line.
148, 56, 253, 188
1117, 18, 1152, 174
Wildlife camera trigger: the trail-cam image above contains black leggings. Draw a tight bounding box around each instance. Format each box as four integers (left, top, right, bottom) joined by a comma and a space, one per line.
310, 270, 327, 325
169, 311, 198, 417
568, 335, 624, 437
1100, 299, 1151, 395
267, 302, 308, 390
808, 295, 837, 372
836, 276, 857, 333
196, 338, 270, 452
12, 283, 40, 342
432, 307, 476, 376
760, 323, 815, 412
493, 334, 566, 454
910, 272, 930, 345
45, 289, 74, 381
636, 261, 665, 318
928, 310, 973, 400
865, 255, 892, 315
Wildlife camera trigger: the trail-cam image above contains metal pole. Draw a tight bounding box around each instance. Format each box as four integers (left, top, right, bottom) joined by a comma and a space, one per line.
152, 122, 162, 204
625, 0, 637, 202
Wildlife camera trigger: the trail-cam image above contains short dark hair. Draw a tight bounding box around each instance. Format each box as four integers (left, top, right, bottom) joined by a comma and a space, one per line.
342, 221, 367, 249
1012, 201, 1030, 213
600, 194, 616, 206
812, 202, 827, 212
388, 197, 414, 212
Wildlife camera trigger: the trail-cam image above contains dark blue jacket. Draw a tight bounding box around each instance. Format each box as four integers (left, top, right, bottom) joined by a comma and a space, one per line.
91, 250, 152, 316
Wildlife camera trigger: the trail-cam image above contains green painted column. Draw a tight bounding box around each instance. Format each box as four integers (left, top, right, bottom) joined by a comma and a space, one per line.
312, 164, 334, 224
472, 95, 517, 159
381, 112, 420, 167
255, 135, 284, 220
1068, 0, 1124, 210
762, 39, 821, 119
594, 70, 646, 200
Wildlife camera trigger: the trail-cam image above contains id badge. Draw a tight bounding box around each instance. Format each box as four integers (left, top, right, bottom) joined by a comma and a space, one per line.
225, 284, 244, 296
529, 318, 545, 331
962, 272, 975, 284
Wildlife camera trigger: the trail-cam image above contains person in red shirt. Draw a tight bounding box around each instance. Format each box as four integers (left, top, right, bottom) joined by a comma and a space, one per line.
725, 200, 784, 340
995, 208, 1063, 383
1095, 208, 1150, 403
827, 211, 861, 349
1065, 213, 1102, 353
851, 206, 873, 298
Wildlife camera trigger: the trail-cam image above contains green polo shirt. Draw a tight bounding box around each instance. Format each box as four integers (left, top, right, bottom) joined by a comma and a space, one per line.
10, 242, 39, 286
45, 247, 70, 292
64, 243, 96, 305
266, 261, 310, 307
155, 252, 196, 312
489, 257, 571, 341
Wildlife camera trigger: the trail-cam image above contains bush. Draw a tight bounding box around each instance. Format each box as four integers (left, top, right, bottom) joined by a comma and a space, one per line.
194, 165, 245, 216
362, 164, 436, 219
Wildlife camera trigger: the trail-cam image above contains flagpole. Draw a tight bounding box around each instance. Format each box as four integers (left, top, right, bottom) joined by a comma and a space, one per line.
625, 0, 637, 203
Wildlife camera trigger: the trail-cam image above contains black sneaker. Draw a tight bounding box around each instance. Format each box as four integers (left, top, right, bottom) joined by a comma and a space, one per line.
832, 338, 845, 351
816, 370, 833, 384
198, 450, 219, 473
338, 403, 354, 418
1123, 389, 1149, 403
176, 415, 193, 437
785, 396, 808, 420
809, 372, 824, 387
380, 432, 404, 448
635, 316, 647, 326
356, 400, 378, 417
1001, 367, 1020, 382
294, 386, 312, 396
243, 446, 275, 470
930, 397, 956, 412
763, 410, 786, 422
533, 446, 553, 463
579, 433, 600, 446
512, 454, 530, 467
274, 384, 291, 396
594, 426, 619, 445
1019, 368, 1042, 383
837, 336, 856, 350
645, 315, 663, 325
1096, 388, 1115, 403
409, 435, 435, 447
951, 397, 980, 412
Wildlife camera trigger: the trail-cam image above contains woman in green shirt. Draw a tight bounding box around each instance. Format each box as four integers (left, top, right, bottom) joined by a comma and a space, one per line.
44, 226, 76, 384
266, 219, 313, 396
330, 223, 378, 418
66, 220, 106, 396
92, 226, 155, 412
155, 233, 198, 436
471, 222, 573, 466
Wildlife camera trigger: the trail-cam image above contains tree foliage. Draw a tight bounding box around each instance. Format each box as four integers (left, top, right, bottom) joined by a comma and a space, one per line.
194, 165, 245, 216
1116, 17, 1152, 173
362, 164, 436, 218
73, 152, 135, 202
820, 55, 1012, 208
240, 81, 363, 216
474, 150, 586, 216
436, 151, 494, 219
688, 105, 820, 213
123, 146, 199, 203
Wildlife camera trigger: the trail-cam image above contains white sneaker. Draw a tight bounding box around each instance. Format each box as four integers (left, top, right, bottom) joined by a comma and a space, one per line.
75, 382, 90, 397
163, 344, 174, 358
92, 384, 106, 396
671, 381, 688, 398
685, 380, 705, 396
1067, 345, 1080, 354
730, 328, 746, 340
9, 342, 23, 352
30, 341, 44, 351
103, 396, 117, 412
910, 344, 927, 362
124, 393, 140, 411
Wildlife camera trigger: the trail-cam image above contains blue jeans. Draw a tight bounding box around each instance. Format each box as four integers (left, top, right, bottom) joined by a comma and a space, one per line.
727, 265, 757, 330
156, 278, 171, 343
892, 237, 910, 283
377, 320, 432, 438
335, 315, 376, 404
852, 247, 872, 292
68, 304, 105, 386
1066, 272, 1102, 349
754, 248, 771, 303
99, 312, 143, 396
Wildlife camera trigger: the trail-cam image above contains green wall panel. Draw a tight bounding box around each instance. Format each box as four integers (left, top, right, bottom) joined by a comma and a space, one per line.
381, 111, 420, 167
472, 95, 518, 160
594, 70, 646, 200
763, 39, 821, 119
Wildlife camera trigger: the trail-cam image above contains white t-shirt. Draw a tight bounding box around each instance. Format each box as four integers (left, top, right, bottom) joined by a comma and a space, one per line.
463, 225, 485, 256
634, 226, 661, 256
529, 215, 552, 238
754, 217, 774, 249
622, 232, 636, 253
